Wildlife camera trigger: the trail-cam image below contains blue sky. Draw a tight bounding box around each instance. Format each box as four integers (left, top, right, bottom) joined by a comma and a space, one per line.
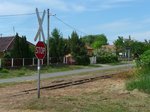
0, 0, 150, 44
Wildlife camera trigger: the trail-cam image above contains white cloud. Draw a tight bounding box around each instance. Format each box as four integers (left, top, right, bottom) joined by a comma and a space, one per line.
85, 0, 135, 11
93, 17, 150, 33
71, 4, 86, 12
0, 2, 31, 15
102, 20, 130, 31
0, 0, 136, 14
129, 31, 150, 41
33, 0, 69, 11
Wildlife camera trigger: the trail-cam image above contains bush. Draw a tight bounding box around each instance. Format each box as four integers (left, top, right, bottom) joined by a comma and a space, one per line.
0, 68, 9, 73
139, 50, 150, 68
126, 69, 150, 93
126, 50, 150, 93
97, 54, 118, 64
75, 55, 90, 65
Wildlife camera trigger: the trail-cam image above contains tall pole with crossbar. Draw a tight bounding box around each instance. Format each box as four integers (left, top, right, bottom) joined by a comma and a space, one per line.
47, 9, 50, 66
35, 8, 46, 98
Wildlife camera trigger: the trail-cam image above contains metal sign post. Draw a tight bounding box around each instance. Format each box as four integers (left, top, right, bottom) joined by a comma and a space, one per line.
34, 8, 46, 98
37, 59, 40, 98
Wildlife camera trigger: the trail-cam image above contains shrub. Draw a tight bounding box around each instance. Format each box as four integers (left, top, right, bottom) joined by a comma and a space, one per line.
126, 50, 150, 93
0, 68, 9, 73
139, 50, 150, 68
126, 69, 150, 93
97, 54, 118, 64
75, 55, 90, 65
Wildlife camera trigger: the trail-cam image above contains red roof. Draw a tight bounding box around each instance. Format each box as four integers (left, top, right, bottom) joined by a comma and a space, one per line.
0, 36, 15, 52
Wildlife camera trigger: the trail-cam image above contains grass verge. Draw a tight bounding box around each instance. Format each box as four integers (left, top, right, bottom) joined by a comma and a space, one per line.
0, 65, 100, 79
126, 68, 150, 93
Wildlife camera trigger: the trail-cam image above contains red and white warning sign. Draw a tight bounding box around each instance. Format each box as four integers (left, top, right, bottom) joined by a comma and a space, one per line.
35, 41, 46, 59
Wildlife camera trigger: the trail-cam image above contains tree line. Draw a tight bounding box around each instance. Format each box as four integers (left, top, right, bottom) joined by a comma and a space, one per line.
6, 29, 150, 65
114, 36, 150, 58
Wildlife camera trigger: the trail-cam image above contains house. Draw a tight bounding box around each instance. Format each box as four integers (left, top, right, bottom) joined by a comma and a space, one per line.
63, 45, 94, 64
0, 36, 34, 58
85, 45, 94, 56
63, 53, 75, 64
101, 45, 116, 55
0, 36, 15, 58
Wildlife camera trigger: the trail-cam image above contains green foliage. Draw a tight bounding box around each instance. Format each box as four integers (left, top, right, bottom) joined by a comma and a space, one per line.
75, 55, 90, 65
11, 33, 33, 58
49, 28, 66, 62
114, 36, 150, 58
82, 35, 96, 45
92, 34, 108, 49
114, 36, 125, 55
70, 31, 90, 65
139, 50, 150, 68
126, 50, 150, 93
82, 34, 108, 49
126, 68, 150, 93
131, 41, 146, 58
97, 53, 118, 64
0, 68, 9, 73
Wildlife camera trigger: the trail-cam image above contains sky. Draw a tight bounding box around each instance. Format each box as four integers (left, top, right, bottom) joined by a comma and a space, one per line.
0, 0, 150, 44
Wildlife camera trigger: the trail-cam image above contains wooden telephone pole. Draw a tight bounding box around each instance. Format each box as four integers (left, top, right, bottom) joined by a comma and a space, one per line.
47, 9, 50, 66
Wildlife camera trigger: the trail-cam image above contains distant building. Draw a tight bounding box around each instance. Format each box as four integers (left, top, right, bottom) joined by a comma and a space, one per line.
101, 45, 116, 55
85, 45, 94, 56
63, 53, 75, 64
0, 36, 34, 58
0, 36, 15, 58
63, 45, 94, 64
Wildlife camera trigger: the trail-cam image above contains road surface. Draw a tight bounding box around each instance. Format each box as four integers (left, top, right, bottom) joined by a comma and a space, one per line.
0, 64, 134, 84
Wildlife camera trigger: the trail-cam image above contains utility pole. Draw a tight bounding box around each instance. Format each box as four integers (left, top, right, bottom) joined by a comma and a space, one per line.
47, 9, 50, 66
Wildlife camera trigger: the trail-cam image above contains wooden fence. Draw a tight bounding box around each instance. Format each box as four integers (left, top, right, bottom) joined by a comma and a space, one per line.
0, 57, 64, 68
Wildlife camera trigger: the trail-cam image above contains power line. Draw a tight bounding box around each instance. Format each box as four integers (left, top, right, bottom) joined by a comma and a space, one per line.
0, 12, 42, 18
0, 11, 88, 36
0, 12, 87, 35
53, 15, 88, 35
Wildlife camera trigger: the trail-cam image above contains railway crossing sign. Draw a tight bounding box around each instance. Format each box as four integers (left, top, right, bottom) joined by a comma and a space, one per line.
34, 8, 46, 42
34, 8, 46, 99
35, 41, 46, 59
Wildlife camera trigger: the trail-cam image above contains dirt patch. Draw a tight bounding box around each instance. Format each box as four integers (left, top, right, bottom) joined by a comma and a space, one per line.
0, 70, 149, 112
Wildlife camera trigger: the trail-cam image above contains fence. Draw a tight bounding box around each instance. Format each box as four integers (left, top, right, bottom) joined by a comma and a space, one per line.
0, 57, 64, 68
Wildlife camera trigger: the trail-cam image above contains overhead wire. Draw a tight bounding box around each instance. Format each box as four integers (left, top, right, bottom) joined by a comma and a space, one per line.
0, 11, 112, 39
53, 15, 88, 36
0, 12, 88, 36
0, 12, 38, 18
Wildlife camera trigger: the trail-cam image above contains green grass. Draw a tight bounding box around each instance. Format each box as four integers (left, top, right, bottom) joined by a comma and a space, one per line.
126, 68, 150, 93
108, 61, 133, 66
0, 67, 35, 79
40, 65, 83, 73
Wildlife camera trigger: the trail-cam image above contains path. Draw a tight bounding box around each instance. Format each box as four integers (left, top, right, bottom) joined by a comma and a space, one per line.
0, 64, 134, 84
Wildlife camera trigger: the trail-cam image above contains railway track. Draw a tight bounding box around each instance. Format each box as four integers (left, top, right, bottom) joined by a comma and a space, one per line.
7, 68, 131, 97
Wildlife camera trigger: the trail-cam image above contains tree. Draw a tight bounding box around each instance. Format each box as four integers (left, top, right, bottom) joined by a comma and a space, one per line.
91, 34, 108, 49
114, 36, 125, 56
139, 50, 150, 68
49, 28, 66, 62
114, 36, 150, 59
70, 31, 90, 65
11, 33, 33, 58
82, 34, 108, 49
82, 35, 96, 46
144, 39, 150, 51
131, 41, 145, 58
